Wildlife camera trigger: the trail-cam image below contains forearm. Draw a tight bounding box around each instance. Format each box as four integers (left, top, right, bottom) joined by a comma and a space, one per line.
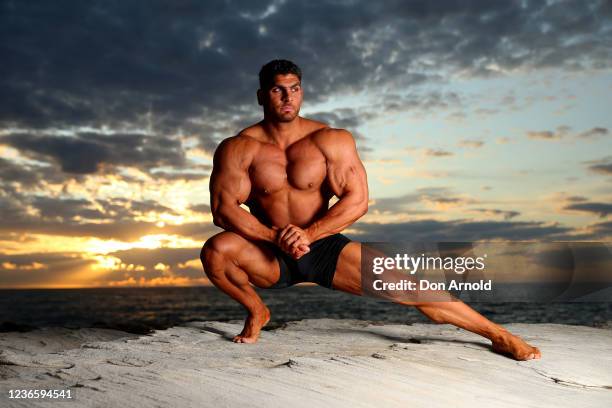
306, 196, 367, 241
213, 205, 276, 243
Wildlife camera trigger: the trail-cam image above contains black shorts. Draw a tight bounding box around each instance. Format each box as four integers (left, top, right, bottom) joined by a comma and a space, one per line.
265, 233, 351, 289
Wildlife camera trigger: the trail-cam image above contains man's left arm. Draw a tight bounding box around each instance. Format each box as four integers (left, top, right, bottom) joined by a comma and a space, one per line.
277, 129, 368, 256
306, 129, 368, 241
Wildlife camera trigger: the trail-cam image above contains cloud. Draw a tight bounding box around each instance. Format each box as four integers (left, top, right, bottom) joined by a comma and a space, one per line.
588, 220, 612, 239
0, 187, 218, 241
0, 155, 70, 188
458, 139, 485, 148
2, 0, 612, 287
564, 202, 612, 218
577, 127, 609, 139
424, 148, 453, 157
0, 246, 209, 288
189, 203, 211, 214
348, 218, 573, 242
0, 251, 95, 288
1, 131, 186, 175
526, 125, 571, 140
379, 91, 462, 115
95, 247, 206, 284
584, 156, 612, 175
470, 208, 520, 220
369, 187, 477, 214
148, 169, 210, 182
527, 130, 558, 140
565, 195, 588, 202
2, 0, 610, 139
526, 126, 609, 142
306, 107, 376, 156
589, 163, 612, 175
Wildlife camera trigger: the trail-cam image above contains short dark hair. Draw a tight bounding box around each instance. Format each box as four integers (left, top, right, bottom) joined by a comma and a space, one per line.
258, 59, 302, 90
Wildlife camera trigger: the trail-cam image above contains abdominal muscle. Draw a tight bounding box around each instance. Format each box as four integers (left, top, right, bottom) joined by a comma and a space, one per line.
246, 188, 331, 229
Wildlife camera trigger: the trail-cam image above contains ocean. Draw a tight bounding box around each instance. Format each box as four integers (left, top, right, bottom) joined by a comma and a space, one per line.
1, 286, 610, 334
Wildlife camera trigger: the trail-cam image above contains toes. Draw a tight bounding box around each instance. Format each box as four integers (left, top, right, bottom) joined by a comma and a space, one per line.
232, 335, 257, 344
533, 347, 542, 359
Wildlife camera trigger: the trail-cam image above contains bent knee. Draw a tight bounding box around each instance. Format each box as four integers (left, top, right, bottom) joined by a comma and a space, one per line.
200, 232, 243, 265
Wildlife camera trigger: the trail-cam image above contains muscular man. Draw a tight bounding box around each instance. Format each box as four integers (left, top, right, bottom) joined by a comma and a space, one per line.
200, 59, 541, 360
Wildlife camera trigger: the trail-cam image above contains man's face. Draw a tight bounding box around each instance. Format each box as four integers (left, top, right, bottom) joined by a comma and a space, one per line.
259, 73, 303, 122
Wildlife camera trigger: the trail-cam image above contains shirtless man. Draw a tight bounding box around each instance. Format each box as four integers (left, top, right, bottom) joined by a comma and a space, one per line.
200, 59, 541, 360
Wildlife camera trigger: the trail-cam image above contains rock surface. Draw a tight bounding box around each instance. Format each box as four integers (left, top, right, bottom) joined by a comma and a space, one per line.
1, 319, 611, 407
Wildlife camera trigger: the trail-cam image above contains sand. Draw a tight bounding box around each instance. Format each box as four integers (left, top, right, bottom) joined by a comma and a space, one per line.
1, 319, 611, 407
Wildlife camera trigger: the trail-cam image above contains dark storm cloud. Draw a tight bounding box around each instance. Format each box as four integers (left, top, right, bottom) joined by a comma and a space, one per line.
1, 0, 610, 146
564, 202, 612, 218
2, 131, 186, 174
0, 157, 69, 187
0, 157, 41, 187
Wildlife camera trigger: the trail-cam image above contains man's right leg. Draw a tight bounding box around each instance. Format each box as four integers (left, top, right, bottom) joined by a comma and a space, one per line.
200, 231, 282, 343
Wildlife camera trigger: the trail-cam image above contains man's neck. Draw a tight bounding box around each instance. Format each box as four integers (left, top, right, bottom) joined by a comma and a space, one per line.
261, 116, 303, 149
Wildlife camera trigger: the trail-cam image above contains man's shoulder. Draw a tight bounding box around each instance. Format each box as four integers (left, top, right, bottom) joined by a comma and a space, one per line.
236, 122, 266, 141
302, 117, 331, 132
217, 127, 262, 150
213, 132, 261, 166
311, 127, 356, 150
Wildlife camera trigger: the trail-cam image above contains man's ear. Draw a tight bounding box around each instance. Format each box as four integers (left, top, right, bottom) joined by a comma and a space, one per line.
257, 89, 263, 106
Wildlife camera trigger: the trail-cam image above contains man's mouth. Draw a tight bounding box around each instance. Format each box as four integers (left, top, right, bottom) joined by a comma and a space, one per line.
281, 105, 293, 112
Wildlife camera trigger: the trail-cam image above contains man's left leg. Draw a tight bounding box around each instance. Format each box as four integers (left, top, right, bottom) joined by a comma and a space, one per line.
332, 242, 541, 361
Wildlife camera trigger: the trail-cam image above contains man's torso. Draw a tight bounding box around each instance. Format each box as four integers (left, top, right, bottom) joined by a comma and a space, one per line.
237, 118, 336, 228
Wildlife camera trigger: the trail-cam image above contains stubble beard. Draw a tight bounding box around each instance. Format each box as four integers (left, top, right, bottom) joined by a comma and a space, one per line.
278, 110, 299, 122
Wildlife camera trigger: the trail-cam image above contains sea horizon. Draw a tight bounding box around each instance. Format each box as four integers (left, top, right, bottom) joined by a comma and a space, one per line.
1, 286, 610, 334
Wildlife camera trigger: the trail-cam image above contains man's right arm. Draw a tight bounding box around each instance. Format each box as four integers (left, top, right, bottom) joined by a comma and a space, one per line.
209, 136, 276, 243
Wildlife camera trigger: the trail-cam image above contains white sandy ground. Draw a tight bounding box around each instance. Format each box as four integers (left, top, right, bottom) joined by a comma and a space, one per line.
0, 319, 611, 408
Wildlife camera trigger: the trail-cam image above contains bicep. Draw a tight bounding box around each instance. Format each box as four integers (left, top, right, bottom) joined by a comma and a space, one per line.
210, 166, 251, 209
326, 133, 368, 199
209, 140, 252, 214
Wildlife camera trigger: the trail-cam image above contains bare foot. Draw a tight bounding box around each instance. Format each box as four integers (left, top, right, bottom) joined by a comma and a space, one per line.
492, 332, 542, 361
232, 306, 271, 344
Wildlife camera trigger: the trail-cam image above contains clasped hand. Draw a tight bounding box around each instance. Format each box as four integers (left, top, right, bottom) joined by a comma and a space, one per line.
274, 224, 311, 259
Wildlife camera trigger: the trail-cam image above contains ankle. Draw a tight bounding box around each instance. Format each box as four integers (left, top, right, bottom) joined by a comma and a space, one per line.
248, 305, 270, 318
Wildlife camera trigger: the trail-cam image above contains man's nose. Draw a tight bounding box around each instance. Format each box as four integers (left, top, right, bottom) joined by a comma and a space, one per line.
281, 90, 291, 102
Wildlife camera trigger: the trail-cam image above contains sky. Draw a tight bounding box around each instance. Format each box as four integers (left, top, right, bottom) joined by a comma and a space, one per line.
0, 0, 611, 288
